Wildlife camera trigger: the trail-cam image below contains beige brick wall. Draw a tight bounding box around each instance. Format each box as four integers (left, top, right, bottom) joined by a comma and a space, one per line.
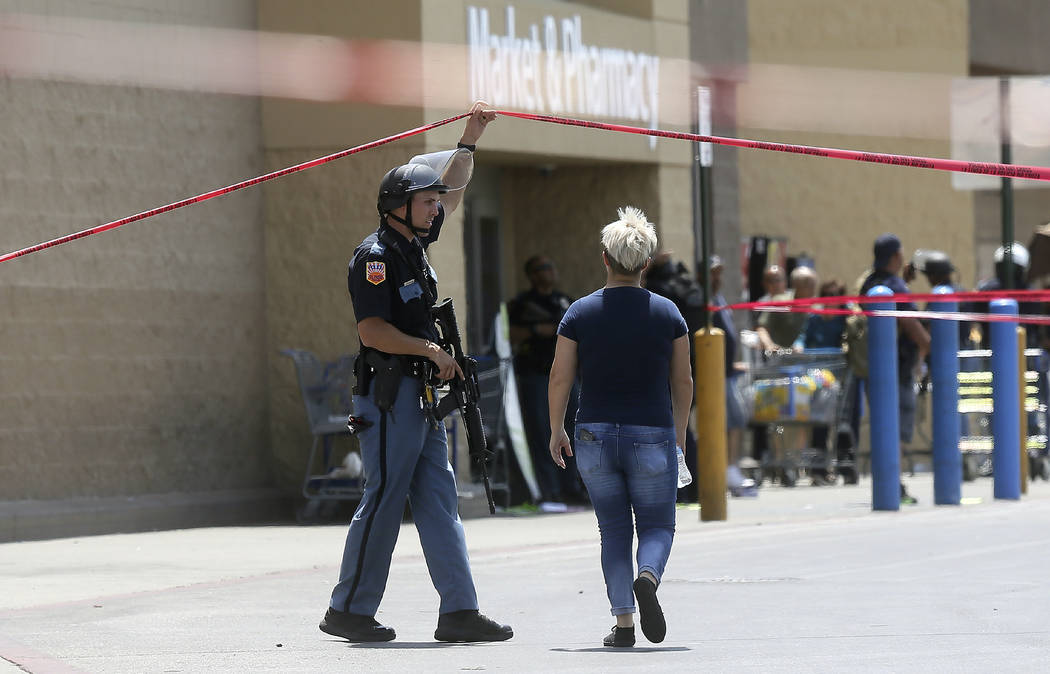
502, 164, 676, 299
741, 0, 975, 292
0, 1, 270, 502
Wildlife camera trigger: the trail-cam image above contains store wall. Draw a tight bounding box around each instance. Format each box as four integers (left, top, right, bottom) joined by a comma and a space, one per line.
0, 0, 273, 539
502, 164, 661, 299
739, 0, 975, 293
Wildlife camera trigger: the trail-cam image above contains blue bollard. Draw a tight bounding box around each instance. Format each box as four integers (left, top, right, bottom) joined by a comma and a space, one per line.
930, 285, 961, 505
990, 298, 1021, 500
867, 285, 900, 511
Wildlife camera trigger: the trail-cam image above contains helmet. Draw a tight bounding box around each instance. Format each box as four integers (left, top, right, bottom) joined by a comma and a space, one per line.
994, 242, 1030, 270
376, 163, 449, 215
917, 250, 954, 278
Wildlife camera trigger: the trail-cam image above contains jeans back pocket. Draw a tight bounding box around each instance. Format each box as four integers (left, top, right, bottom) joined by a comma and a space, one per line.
633, 440, 670, 476
574, 429, 602, 474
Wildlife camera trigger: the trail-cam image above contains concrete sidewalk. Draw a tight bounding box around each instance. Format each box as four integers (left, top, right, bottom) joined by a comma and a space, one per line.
2, 474, 1050, 672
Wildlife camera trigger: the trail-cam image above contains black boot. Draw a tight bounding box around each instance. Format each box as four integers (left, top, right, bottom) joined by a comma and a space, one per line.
319, 608, 396, 642
603, 625, 635, 647
434, 609, 513, 642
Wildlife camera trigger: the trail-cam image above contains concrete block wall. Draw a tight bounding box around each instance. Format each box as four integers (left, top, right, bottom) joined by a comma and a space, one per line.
0, 1, 274, 536
740, 0, 976, 294
501, 164, 666, 300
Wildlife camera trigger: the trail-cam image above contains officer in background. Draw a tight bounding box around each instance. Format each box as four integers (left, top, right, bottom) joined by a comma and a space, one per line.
508, 255, 586, 505
976, 242, 1041, 348
319, 103, 513, 644
917, 250, 976, 349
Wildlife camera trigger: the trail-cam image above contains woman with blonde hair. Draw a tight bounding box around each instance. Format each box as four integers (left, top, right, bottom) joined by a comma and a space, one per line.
548, 206, 693, 647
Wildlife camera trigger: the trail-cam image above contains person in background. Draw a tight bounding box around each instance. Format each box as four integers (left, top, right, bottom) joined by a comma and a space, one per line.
917, 251, 974, 440
859, 234, 930, 506
918, 251, 975, 349
757, 265, 819, 352
752, 264, 788, 329
975, 243, 1048, 451
976, 242, 1041, 349
643, 251, 704, 502
508, 255, 585, 505
799, 278, 848, 350
707, 256, 756, 497
797, 278, 848, 484
548, 206, 692, 648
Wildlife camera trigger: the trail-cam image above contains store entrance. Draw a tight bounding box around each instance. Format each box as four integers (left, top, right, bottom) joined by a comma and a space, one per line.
464, 205, 503, 354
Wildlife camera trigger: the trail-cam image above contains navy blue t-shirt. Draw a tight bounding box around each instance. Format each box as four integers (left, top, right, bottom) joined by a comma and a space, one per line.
558, 287, 688, 427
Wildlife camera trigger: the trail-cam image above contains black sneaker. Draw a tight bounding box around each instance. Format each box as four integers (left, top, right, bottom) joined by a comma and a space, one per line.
632, 576, 666, 643
603, 625, 635, 647
319, 607, 396, 642
434, 609, 513, 642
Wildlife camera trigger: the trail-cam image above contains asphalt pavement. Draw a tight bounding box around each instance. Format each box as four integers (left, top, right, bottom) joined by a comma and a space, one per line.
2, 473, 1050, 673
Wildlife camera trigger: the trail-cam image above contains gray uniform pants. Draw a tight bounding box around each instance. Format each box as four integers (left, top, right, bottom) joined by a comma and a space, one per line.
329, 375, 478, 616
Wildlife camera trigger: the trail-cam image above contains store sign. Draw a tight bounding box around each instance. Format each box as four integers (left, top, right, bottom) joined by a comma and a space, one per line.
467, 5, 661, 148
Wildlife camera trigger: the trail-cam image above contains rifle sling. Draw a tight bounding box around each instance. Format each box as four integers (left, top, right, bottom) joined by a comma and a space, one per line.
378, 225, 437, 308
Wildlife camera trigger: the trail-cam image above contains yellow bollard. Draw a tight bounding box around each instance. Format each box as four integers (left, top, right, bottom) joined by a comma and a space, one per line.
1019, 327, 1028, 493
694, 327, 728, 521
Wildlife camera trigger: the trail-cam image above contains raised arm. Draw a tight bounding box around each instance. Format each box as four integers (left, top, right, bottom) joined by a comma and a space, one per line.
441, 101, 496, 215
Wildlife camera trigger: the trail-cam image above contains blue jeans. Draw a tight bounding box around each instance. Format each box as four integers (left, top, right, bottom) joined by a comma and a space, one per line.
573, 423, 677, 616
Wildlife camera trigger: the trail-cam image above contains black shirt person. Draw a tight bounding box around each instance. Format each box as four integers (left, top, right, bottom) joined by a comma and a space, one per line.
319, 102, 513, 644
508, 256, 584, 504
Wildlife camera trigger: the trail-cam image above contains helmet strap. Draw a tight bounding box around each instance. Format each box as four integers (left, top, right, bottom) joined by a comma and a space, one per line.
383, 201, 429, 238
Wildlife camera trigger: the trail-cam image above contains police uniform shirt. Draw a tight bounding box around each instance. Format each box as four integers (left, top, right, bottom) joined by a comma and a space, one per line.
508, 287, 573, 374
348, 205, 444, 342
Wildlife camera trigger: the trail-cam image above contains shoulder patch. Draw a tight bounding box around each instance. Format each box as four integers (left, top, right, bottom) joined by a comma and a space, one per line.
366, 261, 387, 285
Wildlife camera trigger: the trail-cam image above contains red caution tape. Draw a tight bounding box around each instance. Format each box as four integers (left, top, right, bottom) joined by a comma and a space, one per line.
723, 288, 1050, 324
0, 112, 470, 264
497, 110, 1050, 183
8, 108, 1050, 265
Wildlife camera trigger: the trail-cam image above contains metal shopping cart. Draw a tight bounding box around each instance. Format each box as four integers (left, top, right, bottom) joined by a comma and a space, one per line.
957, 348, 1050, 481
745, 348, 853, 487
281, 349, 362, 523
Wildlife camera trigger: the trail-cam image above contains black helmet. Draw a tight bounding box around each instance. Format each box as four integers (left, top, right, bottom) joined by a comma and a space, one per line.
376, 163, 449, 216
919, 250, 954, 278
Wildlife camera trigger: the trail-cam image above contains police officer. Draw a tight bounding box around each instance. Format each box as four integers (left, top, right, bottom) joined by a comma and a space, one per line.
976, 242, 1040, 348
319, 103, 513, 643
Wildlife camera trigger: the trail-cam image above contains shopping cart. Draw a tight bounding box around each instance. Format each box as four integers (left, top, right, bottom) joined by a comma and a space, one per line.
745, 348, 853, 487
957, 348, 1049, 481
281, 349, 362, 522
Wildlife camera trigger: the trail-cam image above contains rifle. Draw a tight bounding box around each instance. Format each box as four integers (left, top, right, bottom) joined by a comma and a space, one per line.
430, 297, 496, 514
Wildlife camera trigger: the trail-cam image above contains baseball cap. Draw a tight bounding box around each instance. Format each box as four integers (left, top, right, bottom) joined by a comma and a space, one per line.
873, 234, 901, 269
708, 254, 723, 269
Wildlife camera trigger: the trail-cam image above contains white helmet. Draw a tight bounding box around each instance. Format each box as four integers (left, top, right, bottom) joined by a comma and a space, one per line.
994, 242, 1030, 270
